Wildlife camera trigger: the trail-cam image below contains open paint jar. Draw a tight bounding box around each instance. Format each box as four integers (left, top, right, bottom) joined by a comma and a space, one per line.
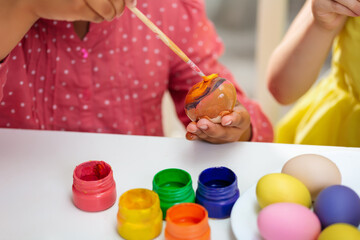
117, 188, 163, 240
72, 160, 116, 212
153, 168, 195, 219
165, 203, 211, 240
196, 166, 239, 218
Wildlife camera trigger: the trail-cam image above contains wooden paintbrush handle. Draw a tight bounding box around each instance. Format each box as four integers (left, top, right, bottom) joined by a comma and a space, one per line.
129, 7, 190, 63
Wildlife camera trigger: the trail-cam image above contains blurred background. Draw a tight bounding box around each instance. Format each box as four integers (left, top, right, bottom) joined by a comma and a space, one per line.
206, 0, 304, 99
162, 0, 330, 138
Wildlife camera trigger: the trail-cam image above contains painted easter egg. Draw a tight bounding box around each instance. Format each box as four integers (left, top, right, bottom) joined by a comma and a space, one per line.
282, 154, 342, 200
184, 74, 237, 123
256, 173, 312, 209
257, 202, 321, 240
314, 185, 360, 228
317, 223, 360, 240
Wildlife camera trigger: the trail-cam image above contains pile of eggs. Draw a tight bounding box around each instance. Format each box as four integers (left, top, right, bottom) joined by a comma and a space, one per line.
256, 154, 360, 240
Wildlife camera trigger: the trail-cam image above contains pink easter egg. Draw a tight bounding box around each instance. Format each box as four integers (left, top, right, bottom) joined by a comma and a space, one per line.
257, 202, 321, 240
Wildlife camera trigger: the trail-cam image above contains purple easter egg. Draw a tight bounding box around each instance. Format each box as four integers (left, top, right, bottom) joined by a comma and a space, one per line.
314, 185, 360, 228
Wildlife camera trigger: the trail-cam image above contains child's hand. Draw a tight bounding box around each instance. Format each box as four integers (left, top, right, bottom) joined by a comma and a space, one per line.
28, 0, 136, 22
185, 102, 252, 144
312, 0, 360, 31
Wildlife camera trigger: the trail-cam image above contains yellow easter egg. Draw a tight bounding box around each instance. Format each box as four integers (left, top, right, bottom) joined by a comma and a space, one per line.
256, 173, 311, 209
318, 223, 360, 240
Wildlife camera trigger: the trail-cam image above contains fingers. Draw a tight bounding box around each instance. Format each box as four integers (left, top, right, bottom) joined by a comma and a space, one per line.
73, 5, 104, 22
185, 103, 252, 143
196, 119, 227, 140
186, 128, 228, 144
187, 119, 215, 140
186, 118, 246, 143
186, 132, 199, 141
125, 0, 137, 8
83, 0, 132, 21
85, 0, 116, 21
221, 106, 250, 129
186, 121, 210, 141
108, 0, 126, 17
332, 0, 360, 16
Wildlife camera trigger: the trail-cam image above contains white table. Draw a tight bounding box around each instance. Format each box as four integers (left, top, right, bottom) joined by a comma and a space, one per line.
1, 129, 359, 240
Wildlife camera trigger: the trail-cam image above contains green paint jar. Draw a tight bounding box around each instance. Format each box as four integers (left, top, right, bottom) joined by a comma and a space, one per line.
152, 168, 195, 219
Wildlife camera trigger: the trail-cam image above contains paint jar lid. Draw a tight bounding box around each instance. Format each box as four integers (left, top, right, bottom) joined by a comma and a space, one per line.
117, 188, 163, 240
165, 203, 211, 240
72, 160, 116, 212
196, 166, 239, 218
153, 168, 195, 219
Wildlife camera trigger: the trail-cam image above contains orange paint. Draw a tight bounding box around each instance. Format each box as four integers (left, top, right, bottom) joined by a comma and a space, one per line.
184, 75, 237, 123
202, 73, 219, 82
165, 203, 210, 240
185, 74, 219, 105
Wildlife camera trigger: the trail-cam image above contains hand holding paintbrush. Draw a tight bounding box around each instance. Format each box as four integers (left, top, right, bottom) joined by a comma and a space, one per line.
129, 6, 253, 143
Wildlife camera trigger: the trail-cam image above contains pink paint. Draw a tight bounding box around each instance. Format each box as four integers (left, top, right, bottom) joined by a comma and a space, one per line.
72, 160, 116, 212
187, 59, 205, 77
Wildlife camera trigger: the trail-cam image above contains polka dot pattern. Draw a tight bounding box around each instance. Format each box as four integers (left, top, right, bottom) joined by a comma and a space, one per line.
0, 0, 273, 142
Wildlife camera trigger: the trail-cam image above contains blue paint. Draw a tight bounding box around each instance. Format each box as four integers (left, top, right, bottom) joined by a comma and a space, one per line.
196, 166, 239, 219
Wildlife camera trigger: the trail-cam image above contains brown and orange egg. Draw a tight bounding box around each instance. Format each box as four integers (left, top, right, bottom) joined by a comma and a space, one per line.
184, 74, 237, 123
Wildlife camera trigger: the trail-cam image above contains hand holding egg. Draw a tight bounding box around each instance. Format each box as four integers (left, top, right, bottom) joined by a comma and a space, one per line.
185, 74, 252, 143
185, 102, 252, 143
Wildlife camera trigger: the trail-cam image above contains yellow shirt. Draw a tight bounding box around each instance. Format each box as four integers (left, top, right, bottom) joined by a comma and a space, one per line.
276, 17, 360, 147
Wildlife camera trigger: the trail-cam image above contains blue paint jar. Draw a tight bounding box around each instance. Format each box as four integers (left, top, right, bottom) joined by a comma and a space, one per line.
196, 167, 240, 219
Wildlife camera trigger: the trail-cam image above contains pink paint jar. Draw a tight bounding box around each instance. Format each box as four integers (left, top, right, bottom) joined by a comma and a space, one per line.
72, 160, 117, 212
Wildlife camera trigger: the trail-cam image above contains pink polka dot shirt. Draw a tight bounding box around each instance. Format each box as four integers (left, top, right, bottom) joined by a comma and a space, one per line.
0, 0, 273, 141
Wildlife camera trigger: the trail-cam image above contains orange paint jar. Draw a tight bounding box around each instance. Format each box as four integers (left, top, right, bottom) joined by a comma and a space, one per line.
165, 203, 211, 240
72, 160, 116, 212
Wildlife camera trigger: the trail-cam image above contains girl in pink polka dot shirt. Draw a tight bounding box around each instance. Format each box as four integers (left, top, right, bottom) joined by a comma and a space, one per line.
0, 0, 273, 143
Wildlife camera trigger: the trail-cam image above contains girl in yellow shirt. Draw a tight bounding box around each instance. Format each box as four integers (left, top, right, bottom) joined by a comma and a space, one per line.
267, 0, 360, 147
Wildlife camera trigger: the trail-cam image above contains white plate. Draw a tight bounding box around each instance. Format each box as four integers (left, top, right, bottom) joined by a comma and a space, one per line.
230, 151, 360, 240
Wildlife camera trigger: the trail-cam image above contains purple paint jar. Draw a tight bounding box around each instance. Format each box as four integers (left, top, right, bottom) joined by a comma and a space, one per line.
196, 167, 239, 219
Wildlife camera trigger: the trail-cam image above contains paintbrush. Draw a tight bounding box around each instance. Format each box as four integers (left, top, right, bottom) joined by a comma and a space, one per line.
129, 7, 209, 80
129, 7, 238, 124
